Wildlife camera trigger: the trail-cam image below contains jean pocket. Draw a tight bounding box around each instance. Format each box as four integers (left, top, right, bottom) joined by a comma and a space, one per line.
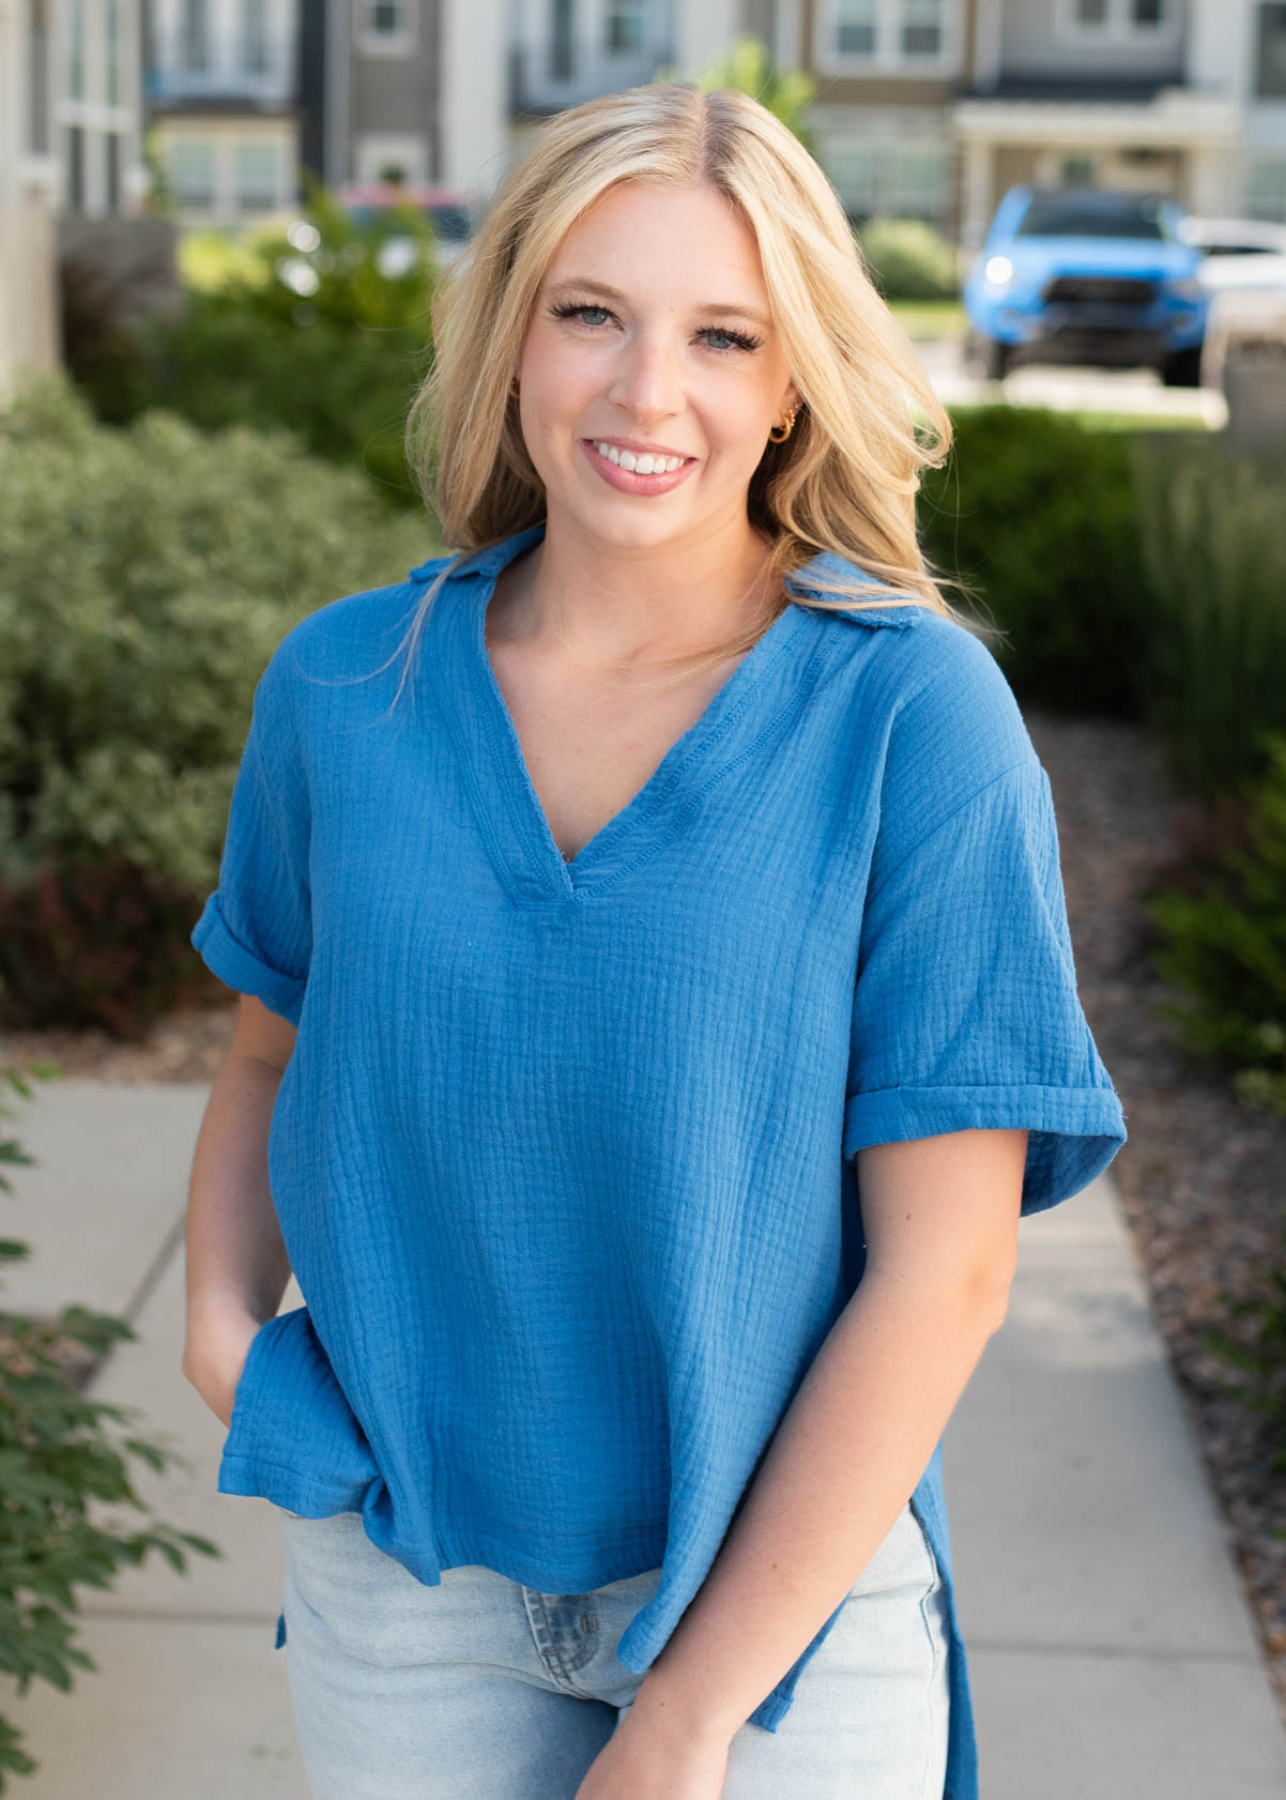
907, 1500, 944, 1600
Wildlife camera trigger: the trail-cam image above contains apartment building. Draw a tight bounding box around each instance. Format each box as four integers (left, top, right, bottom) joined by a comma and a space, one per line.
781, 0, 1286, 244
298, 0, 507, 200
144, 0, 300, 221
0, 0, 147, 396
300, 0, 741, 203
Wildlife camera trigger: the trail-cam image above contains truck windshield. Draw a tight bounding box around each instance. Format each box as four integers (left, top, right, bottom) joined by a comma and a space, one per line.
1015, 194, 1172, 240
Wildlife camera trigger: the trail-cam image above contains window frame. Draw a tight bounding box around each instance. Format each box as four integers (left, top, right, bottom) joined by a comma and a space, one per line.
1254, 2, 1286, 102
815, 0, 962, 76
1054, 0, 1181, 46
352, 0, 418, 56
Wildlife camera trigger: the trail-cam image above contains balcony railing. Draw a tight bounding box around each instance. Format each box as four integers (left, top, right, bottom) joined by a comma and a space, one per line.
509, 41, 675, 116
146, 27, 295, 106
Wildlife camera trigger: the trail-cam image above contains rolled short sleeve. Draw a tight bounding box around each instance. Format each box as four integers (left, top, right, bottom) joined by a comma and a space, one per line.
190, 656, 312, 1026
843, 757, 1127, 1216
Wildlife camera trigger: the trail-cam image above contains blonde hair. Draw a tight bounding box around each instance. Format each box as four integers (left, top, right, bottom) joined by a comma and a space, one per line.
382, 80, 986, 707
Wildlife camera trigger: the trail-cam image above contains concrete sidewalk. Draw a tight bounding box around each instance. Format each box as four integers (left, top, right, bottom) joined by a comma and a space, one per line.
3, 1079, 1285, 1799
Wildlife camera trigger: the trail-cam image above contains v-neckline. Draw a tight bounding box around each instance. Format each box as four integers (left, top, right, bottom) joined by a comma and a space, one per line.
441, 536, 815, 906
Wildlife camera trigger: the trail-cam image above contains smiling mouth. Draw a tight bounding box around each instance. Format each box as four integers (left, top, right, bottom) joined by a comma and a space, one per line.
585, 439, 694, 474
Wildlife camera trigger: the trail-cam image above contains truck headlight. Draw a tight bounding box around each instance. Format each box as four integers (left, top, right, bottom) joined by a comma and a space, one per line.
984, 255, 1014, 288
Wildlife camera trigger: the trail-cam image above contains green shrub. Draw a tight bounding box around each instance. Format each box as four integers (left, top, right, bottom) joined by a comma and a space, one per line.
1144, 732, 1286, 1117
919, 406, 1154, 715
0, 1059, 223, 1793
1130, 432, 1286, 800
73, 185, 439, 509
0, 375, 436, 1030
857, 217, 960, 301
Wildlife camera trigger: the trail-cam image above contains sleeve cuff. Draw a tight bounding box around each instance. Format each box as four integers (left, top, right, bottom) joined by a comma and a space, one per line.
843, 1082, 1128, 1217
191, 893, 307, 1026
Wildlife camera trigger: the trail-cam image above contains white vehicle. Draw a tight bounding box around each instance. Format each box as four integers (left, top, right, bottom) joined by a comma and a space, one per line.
1178, 216, 1286, 293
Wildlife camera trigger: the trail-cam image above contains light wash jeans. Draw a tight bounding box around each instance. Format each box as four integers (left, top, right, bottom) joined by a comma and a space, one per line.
276, 1498, 950, 1798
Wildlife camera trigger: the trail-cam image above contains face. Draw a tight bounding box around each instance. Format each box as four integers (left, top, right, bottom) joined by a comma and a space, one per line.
512, 180, 800, 551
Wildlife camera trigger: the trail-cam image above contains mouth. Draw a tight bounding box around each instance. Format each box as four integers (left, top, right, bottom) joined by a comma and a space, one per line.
580, 438, 698, 495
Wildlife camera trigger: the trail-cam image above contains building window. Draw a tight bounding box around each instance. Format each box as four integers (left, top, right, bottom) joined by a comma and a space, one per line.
242, 0, 270, 73
1257, 4, 1286, 99
836, 0, 877, 54
550, 0, 574, 79
28, 0, 50, 152
824, 0, 957, 69
106, 133, 122, 213
106, 0, 120, 105
235, 142, 282, 211
67, 124, 85, 210
181, 0, 210, 72
1247, 159, 1286, 220
68, 0, 85, 99
1059, 0, 1174, 38
826, 137, 949, 220
605, 1, 649, 54
354, 0, 416, 52
901, 0, 943, 55
167, 139, 215, 209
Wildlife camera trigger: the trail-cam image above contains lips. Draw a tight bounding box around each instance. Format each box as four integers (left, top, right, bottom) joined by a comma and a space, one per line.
579, 438, 698, 496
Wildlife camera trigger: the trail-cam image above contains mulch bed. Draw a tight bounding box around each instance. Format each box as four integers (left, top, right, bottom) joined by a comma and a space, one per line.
2, 709, 1283, 1722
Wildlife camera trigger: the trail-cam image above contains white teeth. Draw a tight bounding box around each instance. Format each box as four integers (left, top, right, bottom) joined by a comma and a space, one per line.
593, 441, 686, 474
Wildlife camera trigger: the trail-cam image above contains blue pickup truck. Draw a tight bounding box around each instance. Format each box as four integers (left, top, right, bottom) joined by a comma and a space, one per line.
963, 186, 1209, 386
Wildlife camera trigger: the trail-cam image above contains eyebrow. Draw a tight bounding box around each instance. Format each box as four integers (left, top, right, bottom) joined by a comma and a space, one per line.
543, 276, 774, 331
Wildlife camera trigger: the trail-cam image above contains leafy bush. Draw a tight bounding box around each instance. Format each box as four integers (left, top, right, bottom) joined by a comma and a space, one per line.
1144, 732, 1286, 1117
856, 217, 960, 301
0, 1059, 222, 1793
73, 185, 439, 509
0, 374, 436, 1031
1130, 432, 1286, 800
919, 406, 1154, 716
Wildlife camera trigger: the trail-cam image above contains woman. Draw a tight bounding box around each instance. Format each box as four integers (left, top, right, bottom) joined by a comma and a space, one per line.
183, 83, 1127, 1800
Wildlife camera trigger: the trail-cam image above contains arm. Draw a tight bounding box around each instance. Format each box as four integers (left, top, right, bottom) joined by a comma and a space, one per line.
182, 994, 299, 1425
621, 1124, 1027, 1749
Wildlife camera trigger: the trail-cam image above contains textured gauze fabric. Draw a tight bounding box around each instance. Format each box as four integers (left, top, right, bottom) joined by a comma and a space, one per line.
191, 520, 1128, 1800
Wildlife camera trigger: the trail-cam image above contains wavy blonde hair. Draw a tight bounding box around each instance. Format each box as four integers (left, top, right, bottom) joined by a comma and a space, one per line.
382, 80, 985, 706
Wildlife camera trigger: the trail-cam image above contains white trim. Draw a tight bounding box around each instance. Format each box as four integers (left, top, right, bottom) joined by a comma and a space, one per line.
352, 0, 418, 57
952, 90, 1241, 145
814, 0, 962, 77
1053, 0, 1182, 49
354, 131, 429, 184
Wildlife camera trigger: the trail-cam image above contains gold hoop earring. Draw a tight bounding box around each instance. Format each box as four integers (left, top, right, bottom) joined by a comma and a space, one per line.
768, 405, 798, 444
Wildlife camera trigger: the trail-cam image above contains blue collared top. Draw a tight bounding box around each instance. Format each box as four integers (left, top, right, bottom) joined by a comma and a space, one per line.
192, 521, 1127, 1800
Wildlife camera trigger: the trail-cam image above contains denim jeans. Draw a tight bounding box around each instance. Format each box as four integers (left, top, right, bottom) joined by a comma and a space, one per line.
277, 1497, 950, 1798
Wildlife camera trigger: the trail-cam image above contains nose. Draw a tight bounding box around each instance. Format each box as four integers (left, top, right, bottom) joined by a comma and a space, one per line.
607, 327, 686, 422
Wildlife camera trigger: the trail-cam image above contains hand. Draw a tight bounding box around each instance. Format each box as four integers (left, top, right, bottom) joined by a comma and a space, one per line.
182, 1305, 265, 1429
572, 1694, 731, 1799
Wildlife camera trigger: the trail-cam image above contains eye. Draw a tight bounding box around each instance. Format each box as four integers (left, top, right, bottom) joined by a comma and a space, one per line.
547, 300, 762, 356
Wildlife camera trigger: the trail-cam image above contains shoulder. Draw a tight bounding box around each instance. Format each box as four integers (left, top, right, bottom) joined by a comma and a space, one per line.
255, 565, 445, 706
803, 593, 1040, 867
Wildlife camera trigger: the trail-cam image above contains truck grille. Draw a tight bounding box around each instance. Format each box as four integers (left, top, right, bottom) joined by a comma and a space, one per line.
1042, 275, 1157, 305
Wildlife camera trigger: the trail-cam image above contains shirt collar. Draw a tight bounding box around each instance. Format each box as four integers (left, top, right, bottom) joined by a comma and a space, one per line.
410, 526, 925, 629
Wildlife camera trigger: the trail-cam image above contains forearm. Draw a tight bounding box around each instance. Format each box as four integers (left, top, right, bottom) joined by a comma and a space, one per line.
183, 1051, 294, 1362
629, 1268, 1004, 1744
